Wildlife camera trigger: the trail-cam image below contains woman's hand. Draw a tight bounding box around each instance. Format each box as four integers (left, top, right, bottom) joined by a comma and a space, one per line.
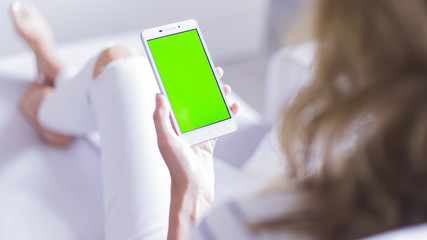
153, 67, 239, 240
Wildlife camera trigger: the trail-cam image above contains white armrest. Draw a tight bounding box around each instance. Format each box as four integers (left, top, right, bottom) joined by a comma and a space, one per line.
264, 42, 316, 126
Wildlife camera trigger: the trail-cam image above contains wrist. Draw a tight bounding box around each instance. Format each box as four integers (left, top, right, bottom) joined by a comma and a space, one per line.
167, 185, 213, 240
167, 188, 194, 240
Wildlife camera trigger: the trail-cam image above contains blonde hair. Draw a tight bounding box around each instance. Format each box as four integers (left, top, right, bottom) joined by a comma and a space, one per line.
269, 0, 427, 239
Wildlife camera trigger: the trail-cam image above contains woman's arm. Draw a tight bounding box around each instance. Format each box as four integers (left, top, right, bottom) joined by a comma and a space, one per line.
167, 185, 213, 240
153, 68, 239, 240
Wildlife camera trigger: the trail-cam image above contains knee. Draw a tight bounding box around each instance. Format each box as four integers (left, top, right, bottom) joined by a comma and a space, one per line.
93, 45, 140, 79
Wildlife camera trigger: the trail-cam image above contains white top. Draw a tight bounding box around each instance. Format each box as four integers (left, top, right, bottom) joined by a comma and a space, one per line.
191, 191, 313, 240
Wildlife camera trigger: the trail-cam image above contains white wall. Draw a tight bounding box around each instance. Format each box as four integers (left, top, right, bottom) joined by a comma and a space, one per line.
0, 0, 268, 63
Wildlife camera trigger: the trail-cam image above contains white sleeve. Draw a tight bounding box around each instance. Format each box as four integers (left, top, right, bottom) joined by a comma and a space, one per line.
190, 193, 311, 240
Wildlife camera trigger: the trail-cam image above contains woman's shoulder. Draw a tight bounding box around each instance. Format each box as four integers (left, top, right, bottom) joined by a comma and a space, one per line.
191, 190, 313, 240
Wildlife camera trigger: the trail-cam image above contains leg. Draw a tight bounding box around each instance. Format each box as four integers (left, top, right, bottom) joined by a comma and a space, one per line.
20, 83, 74, 147
27, 44, 171, 238
12, 2, 170, 237
11, 1, 74, 146
10, 1, 62, 85
36, 46, 143, 136
90, 47, 171, 240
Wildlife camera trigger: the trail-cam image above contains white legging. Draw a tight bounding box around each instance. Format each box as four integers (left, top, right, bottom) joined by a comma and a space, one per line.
38, 52, 171, 240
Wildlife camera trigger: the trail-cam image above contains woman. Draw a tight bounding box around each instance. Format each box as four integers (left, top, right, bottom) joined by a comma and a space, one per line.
11, 0, 427, 239
155, 0, 427, 239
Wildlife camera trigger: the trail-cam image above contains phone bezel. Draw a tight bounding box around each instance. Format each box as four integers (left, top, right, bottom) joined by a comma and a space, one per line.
141, 19, 237, 145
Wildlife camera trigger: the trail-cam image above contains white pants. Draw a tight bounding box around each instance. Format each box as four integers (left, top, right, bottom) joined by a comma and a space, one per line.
38, 53, 171, 240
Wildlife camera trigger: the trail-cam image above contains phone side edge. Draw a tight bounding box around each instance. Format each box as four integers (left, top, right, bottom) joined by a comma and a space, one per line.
140, 30, 184, 136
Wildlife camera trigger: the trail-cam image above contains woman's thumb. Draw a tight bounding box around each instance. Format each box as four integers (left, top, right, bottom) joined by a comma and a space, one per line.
154, 93, 175, 140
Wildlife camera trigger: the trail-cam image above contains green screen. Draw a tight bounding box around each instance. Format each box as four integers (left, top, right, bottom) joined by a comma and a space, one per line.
148, 29, 230, 133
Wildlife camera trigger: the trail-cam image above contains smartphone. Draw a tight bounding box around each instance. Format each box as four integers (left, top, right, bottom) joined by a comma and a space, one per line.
141, 19, 237, 145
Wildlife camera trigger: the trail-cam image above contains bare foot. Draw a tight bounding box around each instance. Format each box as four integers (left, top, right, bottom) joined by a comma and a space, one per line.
20, 83, 74, 147
10, 1, 62, 85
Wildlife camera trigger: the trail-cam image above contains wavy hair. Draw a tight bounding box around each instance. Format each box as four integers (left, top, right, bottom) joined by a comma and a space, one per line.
268, 0, 427, 239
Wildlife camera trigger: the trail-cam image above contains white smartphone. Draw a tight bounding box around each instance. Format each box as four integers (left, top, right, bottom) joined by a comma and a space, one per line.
141, 19, 237, 145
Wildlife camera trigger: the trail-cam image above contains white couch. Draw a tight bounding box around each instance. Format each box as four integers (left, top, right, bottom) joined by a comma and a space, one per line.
0, 31, 425, 239
0, 30, 269, 240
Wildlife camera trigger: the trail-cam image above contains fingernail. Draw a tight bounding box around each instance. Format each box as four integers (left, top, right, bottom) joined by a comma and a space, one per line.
216, 67, 223, 75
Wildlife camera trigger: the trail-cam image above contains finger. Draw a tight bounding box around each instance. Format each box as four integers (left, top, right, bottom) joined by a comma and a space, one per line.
206, 138, 218, 152
211, 138, 217, 148
230, 102, 240, 116
222, 84, 231, 96
192, 138, 217, 155
215, 67, 224, 79
154, 93, 178, 144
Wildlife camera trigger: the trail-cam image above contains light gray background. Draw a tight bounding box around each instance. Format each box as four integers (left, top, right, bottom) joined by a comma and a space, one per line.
0, 0, 267, 59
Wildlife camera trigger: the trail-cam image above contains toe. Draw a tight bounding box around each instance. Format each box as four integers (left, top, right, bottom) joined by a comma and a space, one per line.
10, 1, 21, 22
10, 1, 23, 14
